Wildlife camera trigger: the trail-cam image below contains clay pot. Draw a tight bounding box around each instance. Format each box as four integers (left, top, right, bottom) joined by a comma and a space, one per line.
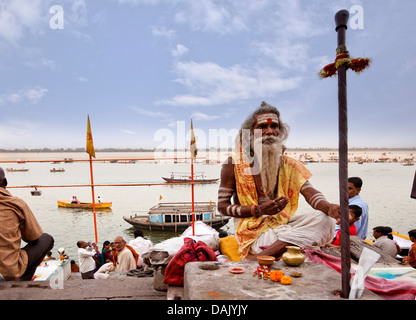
256, 255, 275, 266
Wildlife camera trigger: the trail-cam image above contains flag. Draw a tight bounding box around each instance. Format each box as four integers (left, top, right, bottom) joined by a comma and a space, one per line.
190, 119, 197, 158
86, 115, 96, 158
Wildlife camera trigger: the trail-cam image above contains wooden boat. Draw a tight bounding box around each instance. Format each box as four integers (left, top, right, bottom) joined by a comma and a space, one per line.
50, 168, 65, 172
392, 232, 413, 256
6, 168, 29, 172
403, 159, 415, 166
162, 172, 219, 183
57, 200, 112, 209
123, 201, 229, 231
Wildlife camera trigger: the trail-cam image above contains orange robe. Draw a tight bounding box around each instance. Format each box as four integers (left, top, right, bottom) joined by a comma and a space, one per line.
233, 154, 312, 258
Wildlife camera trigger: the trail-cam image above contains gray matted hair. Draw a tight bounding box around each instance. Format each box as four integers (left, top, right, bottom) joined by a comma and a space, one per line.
235, 101, 290, 154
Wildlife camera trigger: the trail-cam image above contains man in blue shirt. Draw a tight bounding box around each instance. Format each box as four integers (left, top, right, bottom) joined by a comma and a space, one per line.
334, 177, 369, 240
348, 177, 369, 239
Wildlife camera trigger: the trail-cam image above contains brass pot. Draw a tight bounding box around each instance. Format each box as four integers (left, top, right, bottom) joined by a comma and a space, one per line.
282, 246, 305, 267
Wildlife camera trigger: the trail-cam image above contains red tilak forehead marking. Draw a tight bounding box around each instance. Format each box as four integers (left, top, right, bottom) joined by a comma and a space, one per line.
256, 113, 279, 124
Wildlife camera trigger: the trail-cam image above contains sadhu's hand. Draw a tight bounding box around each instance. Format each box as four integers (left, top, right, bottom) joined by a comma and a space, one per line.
327, 203, 340, 221
259, 196, 289, 217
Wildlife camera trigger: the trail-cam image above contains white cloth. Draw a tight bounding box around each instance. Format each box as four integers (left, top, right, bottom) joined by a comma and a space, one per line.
349, 247, 380, 299
248, 210, 336, 255
77, 248, 96, 273
128, 237, 153, 267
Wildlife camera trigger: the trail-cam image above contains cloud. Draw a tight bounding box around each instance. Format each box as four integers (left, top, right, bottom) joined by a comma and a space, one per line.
25, 87, 48, 104
171, 44, 189, 58
255, 40, 330, 73
0, 119, 40, 148
128, 105, 170, 118
23, 57, 57, 70
0, 0, 47, 44
174, 0, 247, 34
191, 112, 219, 121
151, 26, 176, 40
116, 0, 160, 5
0, 86, 48, 105
122, 129, 135, 135
156, 61, 302, 107
272, 0, 328, 39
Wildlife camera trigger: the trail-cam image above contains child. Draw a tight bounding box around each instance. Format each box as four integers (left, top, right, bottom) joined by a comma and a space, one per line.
403, 229, 416, 268
372, 226, 398, 258
328, 205, 362, 247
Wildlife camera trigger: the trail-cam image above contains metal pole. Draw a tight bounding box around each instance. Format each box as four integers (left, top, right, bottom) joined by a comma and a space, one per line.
335, 9, 351, 299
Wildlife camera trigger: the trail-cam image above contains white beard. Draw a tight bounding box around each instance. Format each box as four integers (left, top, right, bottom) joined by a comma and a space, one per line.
253, 135, 283, 196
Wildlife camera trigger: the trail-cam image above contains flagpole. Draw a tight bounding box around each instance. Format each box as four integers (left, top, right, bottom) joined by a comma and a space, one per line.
86, 115, 98, 244
190, 119, 197, 236
89, 154, 98, 243
191, 156, 195, 236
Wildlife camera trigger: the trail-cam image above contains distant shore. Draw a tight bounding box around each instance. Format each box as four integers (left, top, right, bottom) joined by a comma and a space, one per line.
0, 148, 415, 164
284, 149, 415, 164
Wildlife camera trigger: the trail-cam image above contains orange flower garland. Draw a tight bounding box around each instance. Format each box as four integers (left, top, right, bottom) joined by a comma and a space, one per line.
318, 48, 371, 79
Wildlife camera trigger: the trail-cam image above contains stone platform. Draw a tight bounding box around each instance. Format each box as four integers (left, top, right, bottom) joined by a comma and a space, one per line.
183, 260, 382, 300
0, 272, 165, 300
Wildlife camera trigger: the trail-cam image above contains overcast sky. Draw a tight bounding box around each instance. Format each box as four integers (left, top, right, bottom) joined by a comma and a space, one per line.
0, 0, 415, 150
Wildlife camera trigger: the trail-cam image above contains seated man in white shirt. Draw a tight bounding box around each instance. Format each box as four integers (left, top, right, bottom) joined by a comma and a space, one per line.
128, 229, 153, 267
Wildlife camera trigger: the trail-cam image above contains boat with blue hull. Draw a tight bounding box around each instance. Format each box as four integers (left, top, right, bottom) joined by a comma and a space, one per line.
123, 201, 229, 231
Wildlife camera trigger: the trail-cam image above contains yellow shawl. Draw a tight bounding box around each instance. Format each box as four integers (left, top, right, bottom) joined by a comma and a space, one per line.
233, 154, 312, 258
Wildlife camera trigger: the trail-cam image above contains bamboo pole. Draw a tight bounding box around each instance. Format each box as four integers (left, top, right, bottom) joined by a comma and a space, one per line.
89, 155, 98, 244
191, 156, 195, 236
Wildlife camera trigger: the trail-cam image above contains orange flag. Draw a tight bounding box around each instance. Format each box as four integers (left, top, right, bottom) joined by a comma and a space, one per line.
86, 115, 96, 158
190, 119, 197, 158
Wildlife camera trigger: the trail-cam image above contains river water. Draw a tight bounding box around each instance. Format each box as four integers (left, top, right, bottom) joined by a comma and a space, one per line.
1, 152, 415, 263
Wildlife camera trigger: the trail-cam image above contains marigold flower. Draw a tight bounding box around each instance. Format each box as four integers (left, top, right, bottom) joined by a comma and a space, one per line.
280, 276, 292, 285
269, 270, 284, 282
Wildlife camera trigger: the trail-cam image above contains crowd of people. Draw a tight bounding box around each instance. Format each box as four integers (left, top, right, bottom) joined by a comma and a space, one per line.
75, 229, 153, 280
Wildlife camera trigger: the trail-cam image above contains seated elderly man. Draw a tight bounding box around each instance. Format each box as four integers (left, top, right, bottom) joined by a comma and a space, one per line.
218, 102, 340, 259
0, 167, 54, 281
112, 236, 137, 271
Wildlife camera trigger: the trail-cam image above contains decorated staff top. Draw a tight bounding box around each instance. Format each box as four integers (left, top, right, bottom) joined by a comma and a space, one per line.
319, 50, 371, 79
319, 10, 371, 79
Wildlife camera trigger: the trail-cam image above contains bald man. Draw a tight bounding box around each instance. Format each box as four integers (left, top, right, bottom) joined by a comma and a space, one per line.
0, 167, 54, 281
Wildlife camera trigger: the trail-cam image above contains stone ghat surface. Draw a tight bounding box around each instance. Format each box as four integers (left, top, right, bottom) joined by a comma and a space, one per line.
183, 260, 382, 300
